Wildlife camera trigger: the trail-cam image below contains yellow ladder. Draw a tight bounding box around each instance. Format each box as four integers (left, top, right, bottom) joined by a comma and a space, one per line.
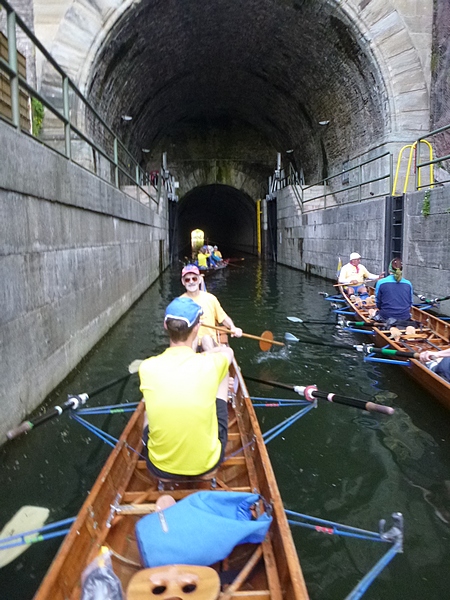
392, 139, 434, 196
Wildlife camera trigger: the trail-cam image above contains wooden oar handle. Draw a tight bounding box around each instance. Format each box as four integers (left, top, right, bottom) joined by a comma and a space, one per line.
313, 390, 395, 415
293, 386, 394, 415
6, 420, 33, 440
364, 402, 395, 415
201, 323, 284, 346
245, 377, 394, 415
6, 394, 88, 441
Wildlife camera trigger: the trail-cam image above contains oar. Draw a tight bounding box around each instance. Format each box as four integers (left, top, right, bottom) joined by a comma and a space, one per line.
416, 293, 450, 305
6, 361, 141, 441
333, 279, 379, 288
284, 332, 361, 351
284, 334, 421, 361
365, 346, 420, 359
287, 316, 338, 325
201, 324, 284, 351
244, 376, 394, 415
0, 512, 76, 569
339, 320, 369, 327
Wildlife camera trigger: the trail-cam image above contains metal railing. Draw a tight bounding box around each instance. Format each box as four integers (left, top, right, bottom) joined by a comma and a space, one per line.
392, 140, 434, 196
268, 149, 392, 211
415, 124, 450, 189
0, 0, 163, 206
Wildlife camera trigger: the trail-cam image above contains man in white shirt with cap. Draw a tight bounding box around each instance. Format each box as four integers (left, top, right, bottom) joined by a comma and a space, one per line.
338, 252, 383, 297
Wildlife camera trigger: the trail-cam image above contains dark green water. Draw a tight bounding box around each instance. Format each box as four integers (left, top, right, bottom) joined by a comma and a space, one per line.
1, 259, 449, 599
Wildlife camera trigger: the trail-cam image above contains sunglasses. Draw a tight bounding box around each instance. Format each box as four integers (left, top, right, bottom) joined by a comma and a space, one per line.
183, 275, 199, 283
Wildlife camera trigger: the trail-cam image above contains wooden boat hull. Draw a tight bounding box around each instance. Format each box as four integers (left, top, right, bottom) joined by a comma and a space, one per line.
337, 287, 450, 410
201, 259, 229, 276
34, 359, 308, 599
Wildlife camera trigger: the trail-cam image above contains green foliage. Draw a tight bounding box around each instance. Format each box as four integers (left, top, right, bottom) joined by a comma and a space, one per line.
421, 189, 431, 217
31, 98, 44, 137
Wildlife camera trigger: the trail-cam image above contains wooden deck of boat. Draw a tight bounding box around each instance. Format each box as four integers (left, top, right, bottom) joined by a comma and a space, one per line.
34, 359, 309, 600
338, 287, 450, 410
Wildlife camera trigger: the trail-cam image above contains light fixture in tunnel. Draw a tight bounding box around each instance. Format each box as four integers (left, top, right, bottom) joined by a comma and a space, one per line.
191, 229, 204, 255
318, 120, 330, 126
121, 115, 133, 121
142, 148, 150, 153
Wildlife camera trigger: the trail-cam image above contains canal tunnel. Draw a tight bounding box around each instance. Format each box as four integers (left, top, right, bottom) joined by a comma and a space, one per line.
175, 184, 257, 257
38, 0, 430, 255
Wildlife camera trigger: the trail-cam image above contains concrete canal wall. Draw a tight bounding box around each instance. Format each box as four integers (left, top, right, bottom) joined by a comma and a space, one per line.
276, 185, 450, 316
0, 122, 168, 444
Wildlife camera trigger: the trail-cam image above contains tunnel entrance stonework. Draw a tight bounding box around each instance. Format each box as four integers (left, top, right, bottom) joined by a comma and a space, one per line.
30, 0, 431, 191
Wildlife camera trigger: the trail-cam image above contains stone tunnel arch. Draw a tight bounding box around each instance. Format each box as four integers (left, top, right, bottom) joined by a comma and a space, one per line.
37, 0, 432, 200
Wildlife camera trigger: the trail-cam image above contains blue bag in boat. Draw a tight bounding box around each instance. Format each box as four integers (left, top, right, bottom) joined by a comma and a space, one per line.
135, 491, 272, 567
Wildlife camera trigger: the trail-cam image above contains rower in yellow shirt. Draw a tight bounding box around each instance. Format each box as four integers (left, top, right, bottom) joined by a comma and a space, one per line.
180, 264, 242, 350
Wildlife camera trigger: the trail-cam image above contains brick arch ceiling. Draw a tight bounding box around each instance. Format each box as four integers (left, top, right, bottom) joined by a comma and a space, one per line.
85, 0, 389, 182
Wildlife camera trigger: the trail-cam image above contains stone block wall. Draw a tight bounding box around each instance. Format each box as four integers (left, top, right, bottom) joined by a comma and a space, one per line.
277, 186, 385, 280
403, 187, 450, 303
277, 183, 450, 316
0, 121, 168, 443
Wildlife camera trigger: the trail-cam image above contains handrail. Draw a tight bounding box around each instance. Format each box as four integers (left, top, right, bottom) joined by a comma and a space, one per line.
268, 150, 392, 210
0, 0, 161, 205
414, 123, 450, 188
392, 140, 434, 195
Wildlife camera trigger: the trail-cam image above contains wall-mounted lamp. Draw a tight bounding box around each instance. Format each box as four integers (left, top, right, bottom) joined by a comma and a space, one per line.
318, 120, 330, 126
142, 148, 150, 153
121, 115, 133, 122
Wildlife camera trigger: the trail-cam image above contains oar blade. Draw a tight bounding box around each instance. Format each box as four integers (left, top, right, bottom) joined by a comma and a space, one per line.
128, 359, 144, 374
284, 332, 299, 342
0, 506, 49, 568
287, 316, 303, 323
259, 331, 274, 352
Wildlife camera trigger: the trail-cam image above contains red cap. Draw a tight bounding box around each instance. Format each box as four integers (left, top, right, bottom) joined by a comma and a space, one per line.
181, 264, 200, 277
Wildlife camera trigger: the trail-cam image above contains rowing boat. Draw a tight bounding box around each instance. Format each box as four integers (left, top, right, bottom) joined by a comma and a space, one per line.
34, 358, 309, 599
201, 259, 229, 276
336, 286, 450, 410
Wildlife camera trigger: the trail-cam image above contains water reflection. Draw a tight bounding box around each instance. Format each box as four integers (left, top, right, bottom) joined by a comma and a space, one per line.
1, 259, 450, 599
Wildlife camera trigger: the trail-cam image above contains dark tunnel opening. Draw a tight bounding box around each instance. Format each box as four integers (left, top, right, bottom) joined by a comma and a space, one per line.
175, 184, 257, 259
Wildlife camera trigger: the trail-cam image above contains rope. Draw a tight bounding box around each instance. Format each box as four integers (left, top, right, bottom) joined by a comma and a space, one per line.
106, 544, 142, 568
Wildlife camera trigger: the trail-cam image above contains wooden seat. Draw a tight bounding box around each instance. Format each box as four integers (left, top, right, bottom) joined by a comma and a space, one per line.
154, 468, 220, 491
127, 565, 220, 600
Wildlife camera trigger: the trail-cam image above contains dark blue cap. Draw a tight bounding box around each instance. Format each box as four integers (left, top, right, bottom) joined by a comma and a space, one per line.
164, 297, 203, 327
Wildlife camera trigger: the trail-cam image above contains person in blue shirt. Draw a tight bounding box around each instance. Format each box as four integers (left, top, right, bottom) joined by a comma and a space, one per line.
375, 258, 413, 322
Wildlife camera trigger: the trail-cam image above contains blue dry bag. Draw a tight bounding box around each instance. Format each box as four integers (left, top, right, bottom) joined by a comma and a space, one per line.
136, 491, 272, 567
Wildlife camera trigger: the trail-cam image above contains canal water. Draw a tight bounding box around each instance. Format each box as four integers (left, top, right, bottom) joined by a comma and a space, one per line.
1, 259, 449, 599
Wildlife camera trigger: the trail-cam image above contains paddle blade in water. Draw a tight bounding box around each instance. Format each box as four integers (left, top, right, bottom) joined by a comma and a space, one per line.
284, 332, 299, 342
128, 359, 144, 374
259, 331, 274, 351
0, 506, 49, 568
287, 316, 304, 323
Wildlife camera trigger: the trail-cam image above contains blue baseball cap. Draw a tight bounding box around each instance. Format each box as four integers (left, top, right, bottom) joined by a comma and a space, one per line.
164, 297, 203, 327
